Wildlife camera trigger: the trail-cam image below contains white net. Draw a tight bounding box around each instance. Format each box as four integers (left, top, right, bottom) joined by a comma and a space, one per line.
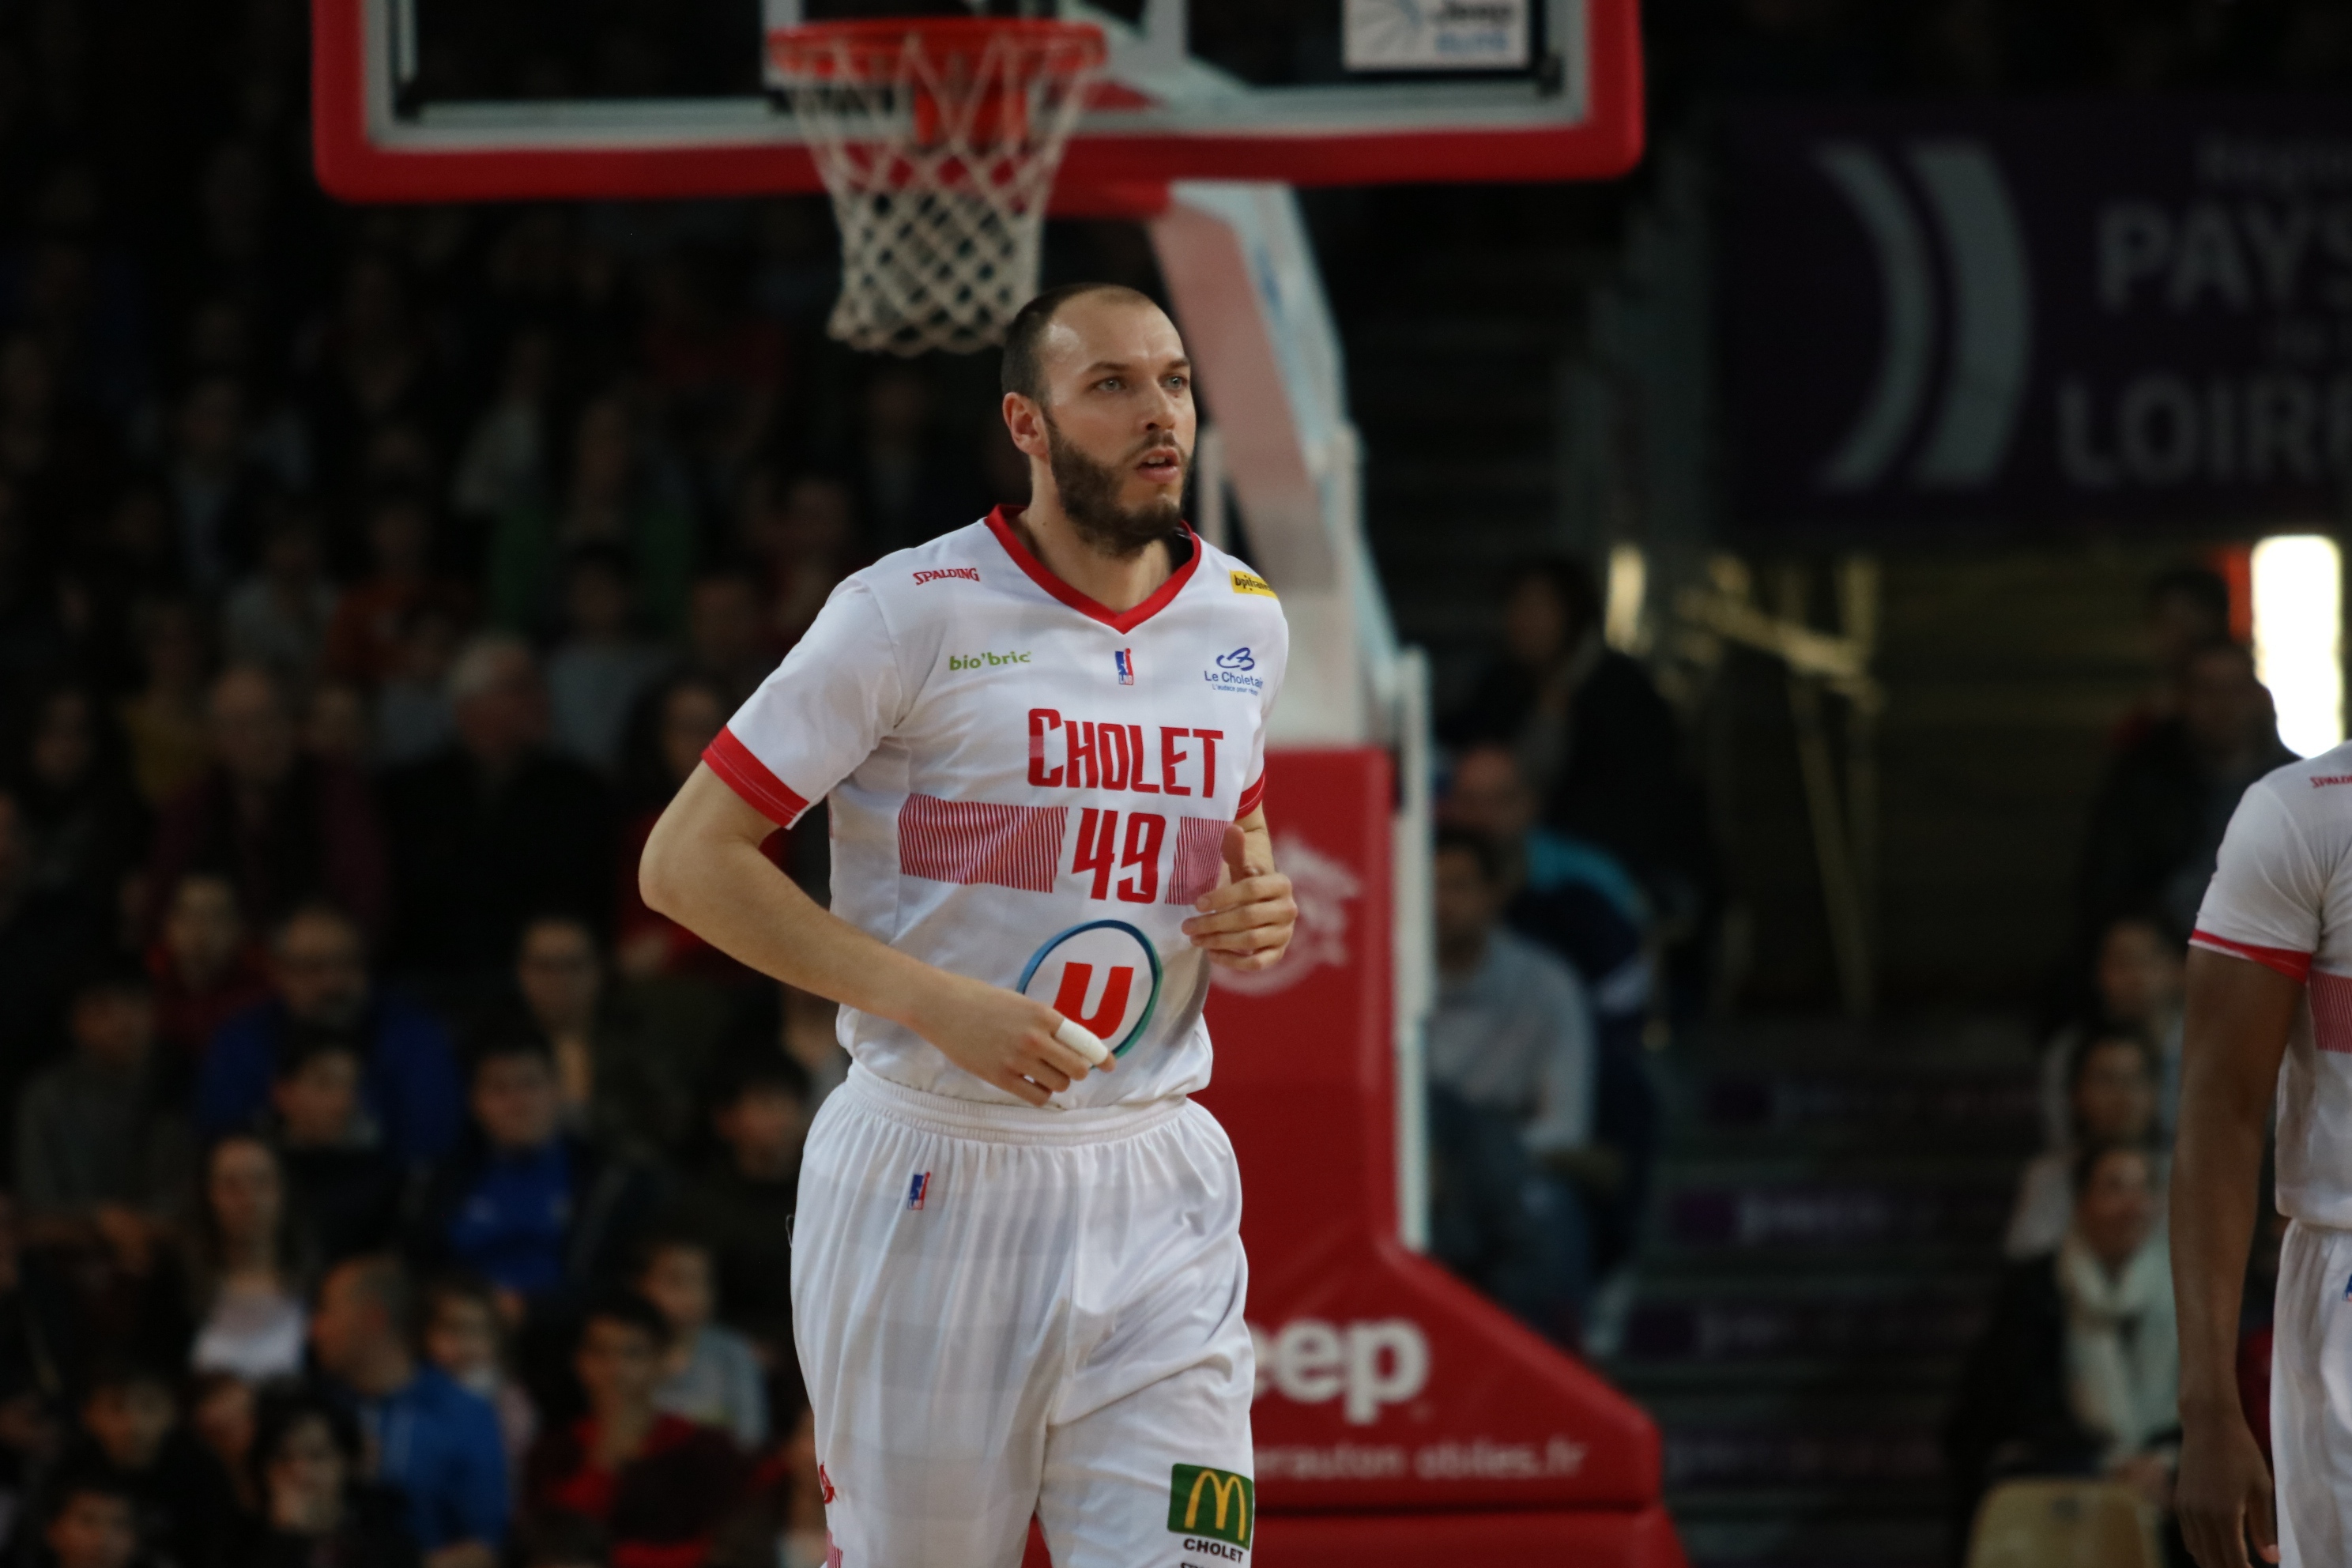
768, 21, 1107, 356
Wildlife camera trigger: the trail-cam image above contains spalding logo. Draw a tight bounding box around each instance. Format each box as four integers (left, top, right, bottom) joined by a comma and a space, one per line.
1017, 920, 1163, 1057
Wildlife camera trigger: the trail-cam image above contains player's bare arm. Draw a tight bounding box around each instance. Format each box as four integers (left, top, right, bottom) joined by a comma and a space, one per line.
2173, 946, 2297, 1568
639, 766, 1102, 1107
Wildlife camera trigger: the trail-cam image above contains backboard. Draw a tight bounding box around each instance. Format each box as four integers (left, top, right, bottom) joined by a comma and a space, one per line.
311, 0, 1642, 209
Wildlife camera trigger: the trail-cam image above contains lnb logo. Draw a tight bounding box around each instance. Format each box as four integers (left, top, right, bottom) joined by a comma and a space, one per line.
1812, 138, 2032, 494
948, 650, 1031, 672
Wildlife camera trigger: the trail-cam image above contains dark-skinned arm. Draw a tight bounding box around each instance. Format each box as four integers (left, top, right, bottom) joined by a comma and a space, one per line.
2173, 946, 2298, 1568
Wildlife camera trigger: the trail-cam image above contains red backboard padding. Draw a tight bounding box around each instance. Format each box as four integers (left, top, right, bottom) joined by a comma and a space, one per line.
1192, 748, 1677, 1560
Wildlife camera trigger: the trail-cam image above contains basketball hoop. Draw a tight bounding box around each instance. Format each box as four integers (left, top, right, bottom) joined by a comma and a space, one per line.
767, 18, 1108, 356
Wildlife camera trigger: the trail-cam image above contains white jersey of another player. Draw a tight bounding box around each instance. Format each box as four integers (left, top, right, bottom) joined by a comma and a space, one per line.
2192, 741, 2352, 1225
706, 505, 1286, 1108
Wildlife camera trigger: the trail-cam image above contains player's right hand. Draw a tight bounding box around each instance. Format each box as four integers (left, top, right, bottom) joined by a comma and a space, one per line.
2177, 1407, 2279, 1568
906, 972, 1104, 1106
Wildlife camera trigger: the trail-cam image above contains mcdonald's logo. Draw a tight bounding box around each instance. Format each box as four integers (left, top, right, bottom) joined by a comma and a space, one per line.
1167, 1464, 1253, 1547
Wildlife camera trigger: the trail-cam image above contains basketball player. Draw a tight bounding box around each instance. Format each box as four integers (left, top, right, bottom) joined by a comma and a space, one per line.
638, 283, 1295, 1568
2174, 741, 2352, 1567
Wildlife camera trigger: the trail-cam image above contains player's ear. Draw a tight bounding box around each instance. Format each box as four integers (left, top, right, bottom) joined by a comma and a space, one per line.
1001, 391, 1049, 460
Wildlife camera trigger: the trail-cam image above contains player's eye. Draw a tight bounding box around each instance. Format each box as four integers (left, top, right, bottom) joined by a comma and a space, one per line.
1095, 376, 1123, 392
1166, 375, 1189, 391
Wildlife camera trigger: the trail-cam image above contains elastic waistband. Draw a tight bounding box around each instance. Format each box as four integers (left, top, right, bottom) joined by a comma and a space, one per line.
837, 1062, 1189, 1147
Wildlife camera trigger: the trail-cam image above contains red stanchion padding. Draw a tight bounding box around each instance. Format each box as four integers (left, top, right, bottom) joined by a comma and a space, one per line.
1190, 748, 1679, 1562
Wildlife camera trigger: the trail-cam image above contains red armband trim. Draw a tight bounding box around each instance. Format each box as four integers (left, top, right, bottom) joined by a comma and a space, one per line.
2191, 928, 2313, 983
1236, 773, 1266, 817
703, 728, 812, 827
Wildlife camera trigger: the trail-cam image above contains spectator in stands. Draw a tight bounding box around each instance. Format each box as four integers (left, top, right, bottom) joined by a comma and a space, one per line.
31, 1468, 145, 1568
199, 902, 465, 1165
223, 509, 337, 687
374, 601, 464, 767
517, 1511, 612, 1568
1947, 1144, 2180, 1553
41, 1359, 230, 1568
1424, 1085, 1578, 1347
379, 635, 615, 986
0, 1189, 81, 1461
147, 665, 389, 940
614, 674, 744, 983
680, 570, 772, 714
15, 965, 192, 1271
2079, 639, 2293, 942
8, 681, 146, 920
636, 1234, 766, 1449
488, 392, 695, 639
1441, 741, 1650, 1054
266, 1028, 404, 1264
184, 1134, 313, 1382
663, 1051, 809, 1355
221, 1387, 420, 1568
146, 872, 270, 1066
2005, 1034, 2162, 1261
514, 914, 700, 1158
1440, 557, 1712, 934
115, 602, 213, 811
854, 364, 977, 552
421, 1272, 538, 1472
409, 1035, 661, 1321
2037, 912, 2187, 1149
310, 1255, 508, 1568
0, 792, 108, 1114
164, 376, 269, 596
187, 1372, 256, 1517
1429, 829, 1611, 1284
326, 491, 470, 690
546, 545, 671, 776
2110, 567, 2233, 752
522, 1295, 748, 1568
735, 467, 860, 650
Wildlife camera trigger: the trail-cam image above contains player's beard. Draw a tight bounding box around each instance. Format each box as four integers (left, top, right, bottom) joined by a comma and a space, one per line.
1043, 413, 1188, 558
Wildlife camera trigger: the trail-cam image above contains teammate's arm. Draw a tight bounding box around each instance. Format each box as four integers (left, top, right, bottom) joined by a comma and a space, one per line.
2173, 946, 2297, 1568
1182, 808, 1298, 971
639, 764, 1103, 1106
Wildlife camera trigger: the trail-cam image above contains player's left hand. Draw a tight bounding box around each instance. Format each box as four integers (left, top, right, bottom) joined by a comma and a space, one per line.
1183, 823, 1295, 972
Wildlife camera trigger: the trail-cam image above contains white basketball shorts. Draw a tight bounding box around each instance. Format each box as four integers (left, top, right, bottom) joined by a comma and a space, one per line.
792, 1064, 1257, 1568
2275, 1219, 2352, 1565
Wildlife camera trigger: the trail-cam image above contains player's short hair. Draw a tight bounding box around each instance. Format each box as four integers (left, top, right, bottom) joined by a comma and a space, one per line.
1000, 282, 1162, 405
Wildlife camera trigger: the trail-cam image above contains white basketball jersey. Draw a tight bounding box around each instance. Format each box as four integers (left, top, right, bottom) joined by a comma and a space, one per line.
705, 507, 1288, 1109
2193, 741, 2352, 1225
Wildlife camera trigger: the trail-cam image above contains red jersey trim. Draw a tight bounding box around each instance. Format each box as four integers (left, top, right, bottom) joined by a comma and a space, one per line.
703, 728, 812, 827
1238, 774, 1266, 817
2190, 929, 2313, 983
983, 505, 1203, 634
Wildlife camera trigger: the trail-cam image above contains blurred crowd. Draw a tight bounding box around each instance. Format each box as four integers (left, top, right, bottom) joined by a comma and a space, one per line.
1942, 566, 2289, 1566
0, 1, 1101, 1565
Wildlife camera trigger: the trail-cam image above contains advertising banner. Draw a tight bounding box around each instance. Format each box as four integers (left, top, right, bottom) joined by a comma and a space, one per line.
1727, 97, 2352, 533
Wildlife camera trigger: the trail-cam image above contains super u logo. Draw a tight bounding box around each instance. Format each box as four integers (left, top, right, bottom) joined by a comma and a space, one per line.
1017, 920, 1163, 1058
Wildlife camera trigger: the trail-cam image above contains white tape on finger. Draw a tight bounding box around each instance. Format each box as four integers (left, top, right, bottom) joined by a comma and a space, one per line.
1053, 1018, 1110, 1066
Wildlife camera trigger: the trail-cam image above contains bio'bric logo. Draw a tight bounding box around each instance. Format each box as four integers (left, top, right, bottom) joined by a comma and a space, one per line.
948, 650, 1032, 672
1016, 920, 1162, 1058
1216, 647, 1255, 671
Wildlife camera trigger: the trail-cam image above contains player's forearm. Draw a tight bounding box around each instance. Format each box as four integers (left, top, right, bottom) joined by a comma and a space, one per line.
639, 766, 956, 1028
2172, 1101, 2267, 1416
2170, 948, 2299, 1418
